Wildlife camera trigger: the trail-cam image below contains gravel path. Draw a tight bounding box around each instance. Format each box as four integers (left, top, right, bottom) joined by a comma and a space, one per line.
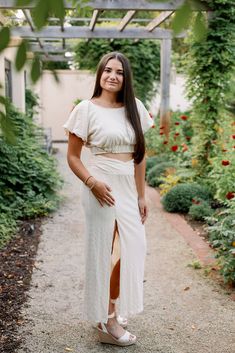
18, 143, 235, 353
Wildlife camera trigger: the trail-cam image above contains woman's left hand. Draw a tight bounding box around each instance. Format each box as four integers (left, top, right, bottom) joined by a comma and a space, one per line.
138, 197, 148, 224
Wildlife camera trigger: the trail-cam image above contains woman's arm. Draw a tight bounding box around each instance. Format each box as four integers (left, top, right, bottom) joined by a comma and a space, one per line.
134, 155, 148, 224
67, 132, 115, 207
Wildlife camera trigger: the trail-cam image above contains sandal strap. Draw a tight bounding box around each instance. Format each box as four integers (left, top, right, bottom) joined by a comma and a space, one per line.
118, 330, 136, 343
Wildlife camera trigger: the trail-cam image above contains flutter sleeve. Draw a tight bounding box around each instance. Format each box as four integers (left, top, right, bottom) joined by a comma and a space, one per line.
135, 97, 154, 133
63, 100, 89, 143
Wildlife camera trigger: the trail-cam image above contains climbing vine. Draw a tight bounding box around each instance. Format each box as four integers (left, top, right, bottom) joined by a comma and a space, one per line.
186, 0, 235, 175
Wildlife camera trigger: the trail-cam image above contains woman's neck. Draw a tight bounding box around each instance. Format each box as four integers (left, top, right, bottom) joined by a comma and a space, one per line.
99, 91, 119, 105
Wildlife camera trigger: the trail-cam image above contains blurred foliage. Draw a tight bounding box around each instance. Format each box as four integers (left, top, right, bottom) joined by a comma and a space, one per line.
42, 60, 70, 70
185, 0, 235, 176
25, 87, 39, 118
206, 200, 235, 285
0, 100, 62, 248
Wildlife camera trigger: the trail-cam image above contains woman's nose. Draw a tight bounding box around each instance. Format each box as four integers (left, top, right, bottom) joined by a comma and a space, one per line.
109, 72, 116, 80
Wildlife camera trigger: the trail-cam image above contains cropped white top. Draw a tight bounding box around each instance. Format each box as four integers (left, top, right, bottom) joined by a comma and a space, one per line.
63, 98, 154, 154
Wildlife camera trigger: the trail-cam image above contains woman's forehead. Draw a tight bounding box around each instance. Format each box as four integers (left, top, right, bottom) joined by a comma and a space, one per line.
105, 58, 123, 70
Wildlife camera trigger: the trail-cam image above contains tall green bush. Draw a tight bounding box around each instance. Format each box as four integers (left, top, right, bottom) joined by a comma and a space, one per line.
206, 200, 235, 285
0, 101, 62, 248
186, 0, 235, 175
73, 39, 160, 105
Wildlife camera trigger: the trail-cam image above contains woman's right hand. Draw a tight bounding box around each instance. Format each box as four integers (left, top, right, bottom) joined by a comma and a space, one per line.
88, 179, 115, 207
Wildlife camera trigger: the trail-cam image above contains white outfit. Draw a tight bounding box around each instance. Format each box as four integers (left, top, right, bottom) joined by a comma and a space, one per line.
63, 98, 154, 323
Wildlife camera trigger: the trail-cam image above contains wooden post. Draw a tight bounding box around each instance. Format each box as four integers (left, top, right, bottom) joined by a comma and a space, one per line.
160, 38, 171, 139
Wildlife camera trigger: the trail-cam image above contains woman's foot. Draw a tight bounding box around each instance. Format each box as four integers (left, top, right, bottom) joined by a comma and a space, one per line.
97, 314, 136, 346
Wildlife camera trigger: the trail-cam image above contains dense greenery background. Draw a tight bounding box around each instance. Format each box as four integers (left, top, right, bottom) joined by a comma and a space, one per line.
0, 99, 62, 248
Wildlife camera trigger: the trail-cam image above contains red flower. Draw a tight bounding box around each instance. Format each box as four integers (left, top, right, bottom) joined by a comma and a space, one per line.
232, 135, 235, 139
192, 198, 201, 205
149, 112, 153, 119
174, 132, 180, 137
175, 122, 180, 126
186, 136, 191, 141
222, 149, 227, 152
163, 140, 168, 145
160, 132, 164, 135
222, 160, 230, 166
226, 192, 235, 200
171, 145, 178, 152
181, 115, 188, 121
152, 124, 156, 128
160, 126, 164, 130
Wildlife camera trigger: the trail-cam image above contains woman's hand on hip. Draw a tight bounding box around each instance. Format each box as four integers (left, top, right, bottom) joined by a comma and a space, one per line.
138, 197, 148, 224
90, 180, 115, 207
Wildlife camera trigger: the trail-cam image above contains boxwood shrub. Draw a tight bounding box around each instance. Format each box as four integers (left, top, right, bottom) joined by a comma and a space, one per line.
146, 161, 176, 187
188, 199, 214, 221
146, 154, 169, 175
162, 183, 212, 213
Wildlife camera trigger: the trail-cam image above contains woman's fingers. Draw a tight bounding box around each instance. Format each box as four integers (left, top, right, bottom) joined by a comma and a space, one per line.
140, 205, 148, 224
105, 183, 112, 192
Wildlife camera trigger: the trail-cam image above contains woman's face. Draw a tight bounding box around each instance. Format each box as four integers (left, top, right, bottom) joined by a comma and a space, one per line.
100, 58, 124, 93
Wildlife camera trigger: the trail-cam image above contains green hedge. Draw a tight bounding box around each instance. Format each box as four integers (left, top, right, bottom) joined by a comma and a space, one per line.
146, 161, 175, 187
0, 101, 62, 248
162, 183, 212, 213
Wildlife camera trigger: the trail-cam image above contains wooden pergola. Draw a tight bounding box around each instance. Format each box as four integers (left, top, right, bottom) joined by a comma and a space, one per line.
0, 0, 206, 133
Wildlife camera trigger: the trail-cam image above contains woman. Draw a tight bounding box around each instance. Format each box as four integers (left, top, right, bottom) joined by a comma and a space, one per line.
63, 52, 154, 346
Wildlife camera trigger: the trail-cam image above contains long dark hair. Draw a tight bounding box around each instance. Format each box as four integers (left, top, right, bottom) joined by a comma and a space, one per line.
91, 52, 145, 164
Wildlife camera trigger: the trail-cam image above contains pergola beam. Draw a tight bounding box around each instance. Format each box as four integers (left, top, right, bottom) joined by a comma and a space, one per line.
89, 9, 100, 30
29, 44, 69, 53
22, 9, 45, 51
0, 0, 207, 11
40, 55, 71, 62
12, 26, 186, 39
88, 0, 183, 11
146, 11, 174, 32
117, 11, 136, 32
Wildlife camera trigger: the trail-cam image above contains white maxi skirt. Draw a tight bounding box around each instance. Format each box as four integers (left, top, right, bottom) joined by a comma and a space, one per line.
81, 155, 147, 323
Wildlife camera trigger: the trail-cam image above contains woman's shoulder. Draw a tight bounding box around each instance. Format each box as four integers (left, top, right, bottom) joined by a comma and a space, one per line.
135, 97, 145, 108
74, 99, 90, 109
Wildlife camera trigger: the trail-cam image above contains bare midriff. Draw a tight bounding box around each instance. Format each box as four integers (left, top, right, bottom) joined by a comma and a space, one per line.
97, 152, 133, 162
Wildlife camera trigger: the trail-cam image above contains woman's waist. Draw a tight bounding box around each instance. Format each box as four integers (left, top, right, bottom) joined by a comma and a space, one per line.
96, 152, 133, 162
88, 154, 135, 176
89, 144, 135, 155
